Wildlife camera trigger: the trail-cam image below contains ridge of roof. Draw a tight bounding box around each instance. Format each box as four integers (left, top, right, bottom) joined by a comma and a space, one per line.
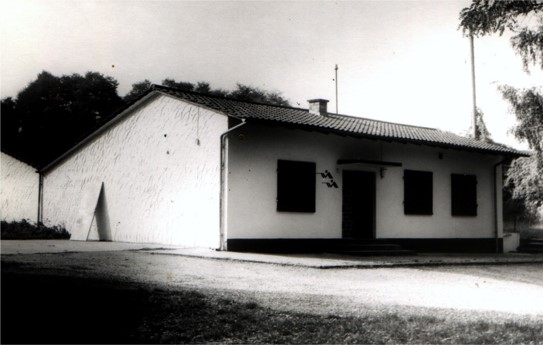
152, 84, 439, 131
151, 84, 308, 111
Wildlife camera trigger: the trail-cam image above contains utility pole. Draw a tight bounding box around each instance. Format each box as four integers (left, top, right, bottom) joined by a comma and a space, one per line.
470, 34, 479, 140
335, 64, 339, 114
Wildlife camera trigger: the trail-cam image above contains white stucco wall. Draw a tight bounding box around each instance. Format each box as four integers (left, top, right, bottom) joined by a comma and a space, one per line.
0, 152, 39, 223
42, 94, 228, 247
376, 142, 500, 238
226, 123, 503, 240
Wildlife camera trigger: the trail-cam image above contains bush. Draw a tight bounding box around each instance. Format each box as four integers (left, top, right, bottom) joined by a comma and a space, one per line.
1, 220, 70, 239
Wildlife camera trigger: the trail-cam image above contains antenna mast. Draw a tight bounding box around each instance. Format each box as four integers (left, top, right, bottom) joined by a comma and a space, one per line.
335, 64, 339, 114
470, 34, 478, 140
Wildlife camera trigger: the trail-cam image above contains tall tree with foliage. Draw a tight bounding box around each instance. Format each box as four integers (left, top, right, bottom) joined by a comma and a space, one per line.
124, 79, 289, 106
229, 83, 290, 106
3, 72, 290, 167
1, 71, 124, 167
123, 79, 153, 103
460, 0, 543, 222
467, 107, 493, 143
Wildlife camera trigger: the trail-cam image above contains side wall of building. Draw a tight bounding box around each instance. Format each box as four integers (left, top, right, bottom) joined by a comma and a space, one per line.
0, 152, 39, 223
226, 123, 502, 240
43, 94, 228, 247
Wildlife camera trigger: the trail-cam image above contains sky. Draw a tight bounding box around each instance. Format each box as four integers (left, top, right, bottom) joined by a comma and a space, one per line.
1, 0, 541, 150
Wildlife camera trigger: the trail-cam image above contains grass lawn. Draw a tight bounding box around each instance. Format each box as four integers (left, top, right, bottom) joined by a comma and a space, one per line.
2, 269, 541, 344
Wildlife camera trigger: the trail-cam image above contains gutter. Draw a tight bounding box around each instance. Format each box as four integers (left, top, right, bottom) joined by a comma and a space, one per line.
219, 118, 247, 251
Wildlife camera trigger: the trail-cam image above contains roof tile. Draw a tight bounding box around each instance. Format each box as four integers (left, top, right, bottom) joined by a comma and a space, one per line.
154, 85, 526, 156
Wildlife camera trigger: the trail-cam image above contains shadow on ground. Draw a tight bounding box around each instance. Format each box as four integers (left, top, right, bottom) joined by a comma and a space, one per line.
2, 270, 150, 344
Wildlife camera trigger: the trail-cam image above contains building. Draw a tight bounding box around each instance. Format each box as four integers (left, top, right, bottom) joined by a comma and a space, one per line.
37, 85, 526, 252
1, 151, 40, 224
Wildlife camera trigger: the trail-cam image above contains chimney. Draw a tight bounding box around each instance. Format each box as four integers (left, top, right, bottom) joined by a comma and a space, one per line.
308, 99, 329, 116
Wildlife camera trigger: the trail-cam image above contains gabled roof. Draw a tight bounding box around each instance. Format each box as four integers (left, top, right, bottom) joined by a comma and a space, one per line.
40, 84, 528, 173
153, 85, 527, 157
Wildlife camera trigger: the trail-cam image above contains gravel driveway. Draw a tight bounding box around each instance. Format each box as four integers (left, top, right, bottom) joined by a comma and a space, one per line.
2, 241, 543, 322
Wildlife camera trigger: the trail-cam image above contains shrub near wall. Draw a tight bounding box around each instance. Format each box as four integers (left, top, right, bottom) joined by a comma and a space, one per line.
1, 220, 70, 240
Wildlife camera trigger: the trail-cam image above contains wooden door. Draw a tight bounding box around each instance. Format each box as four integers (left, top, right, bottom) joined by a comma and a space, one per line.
342, 171, 376, 239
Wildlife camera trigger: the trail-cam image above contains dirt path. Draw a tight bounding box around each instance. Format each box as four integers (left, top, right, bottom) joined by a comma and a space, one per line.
3, 249, 543, 322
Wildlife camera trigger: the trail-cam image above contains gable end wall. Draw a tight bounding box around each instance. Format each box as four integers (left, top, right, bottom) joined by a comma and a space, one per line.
1, 152, 39, 223
42, 95, 228, 246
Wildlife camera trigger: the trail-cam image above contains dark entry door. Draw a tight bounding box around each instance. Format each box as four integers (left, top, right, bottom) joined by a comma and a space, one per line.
342, 171, 376, 239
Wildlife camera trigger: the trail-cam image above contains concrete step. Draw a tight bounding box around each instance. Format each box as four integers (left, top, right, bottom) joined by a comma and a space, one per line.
331, 249, 417, 257
328, 240, 417, 256
517, 244, 543, 254
517, 237, 543, 253
333, 243, 404, 251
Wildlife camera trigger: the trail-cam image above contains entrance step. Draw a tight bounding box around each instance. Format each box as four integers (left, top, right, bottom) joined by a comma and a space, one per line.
328, 240, 417, 256
331, 249, 417, 257
517, 238, 543, 253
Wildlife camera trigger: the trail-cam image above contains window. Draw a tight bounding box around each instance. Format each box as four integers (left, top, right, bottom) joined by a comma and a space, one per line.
451, 174, 477, 216
277, 160, 316, 213
404, 170, 433, 215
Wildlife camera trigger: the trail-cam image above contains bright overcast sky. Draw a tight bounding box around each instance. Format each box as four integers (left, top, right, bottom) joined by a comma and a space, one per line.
1, 0, 541, 150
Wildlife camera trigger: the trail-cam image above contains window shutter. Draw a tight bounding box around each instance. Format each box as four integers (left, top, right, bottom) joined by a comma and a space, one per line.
404, 170, 433, 215
277, 160, 316, 213
451, 174, 477, 216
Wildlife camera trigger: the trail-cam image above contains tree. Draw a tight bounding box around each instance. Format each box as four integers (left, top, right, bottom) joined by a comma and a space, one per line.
161, 78, 195, 92
123, 79, 152, 103
229, 83, 290, 106
3, 72, 291, 168
504, 156, 543, 225
1, 71, 124, 167
501, 85, 543, 222
500, 85, 543, 158
459, 0, 543, 223
123, 79, 290, 106
467, 107, 493, 143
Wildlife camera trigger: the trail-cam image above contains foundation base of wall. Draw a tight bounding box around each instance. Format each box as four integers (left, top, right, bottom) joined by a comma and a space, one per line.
227, 238, 503, 254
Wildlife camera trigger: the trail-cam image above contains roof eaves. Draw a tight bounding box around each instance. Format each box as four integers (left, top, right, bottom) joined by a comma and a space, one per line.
244, 117, 528, 157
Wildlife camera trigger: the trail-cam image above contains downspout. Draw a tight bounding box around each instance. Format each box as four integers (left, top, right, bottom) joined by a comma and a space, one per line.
37, 171, 44, 225
493, 159, 506, 253
219, 118, 247, 251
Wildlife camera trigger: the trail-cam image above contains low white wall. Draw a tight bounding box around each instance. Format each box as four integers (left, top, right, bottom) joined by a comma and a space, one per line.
0, 152, 39, 223
503, 232, 520, 253
43, 94, 228, 247
226, 123, 503, 240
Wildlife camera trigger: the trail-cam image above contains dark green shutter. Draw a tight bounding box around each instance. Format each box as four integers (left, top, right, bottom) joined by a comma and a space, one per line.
404, 170, 433, 215
451, 174, 477, 216
277, 160, 316, 213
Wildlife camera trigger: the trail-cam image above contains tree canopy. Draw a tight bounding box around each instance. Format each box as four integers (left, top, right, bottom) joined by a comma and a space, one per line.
466, 107, 493, 143
1, 71, 124, 167
460, 0, 543, 71
459, 0, 543, 222
2, 72, 291, 168
122, 79, 153, 104
124, 79, 290, 106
